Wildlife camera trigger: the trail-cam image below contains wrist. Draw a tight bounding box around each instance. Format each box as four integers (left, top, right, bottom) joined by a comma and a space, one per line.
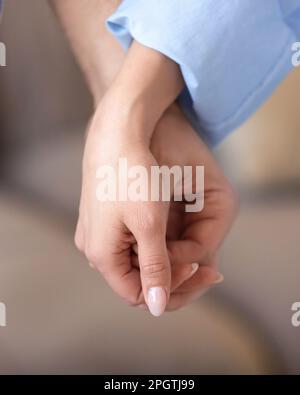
94, 41, 184, 140
114, 41, 184, 121
96, 86, 157, 144
90, 40, 184, 145
89, 90, 153, 147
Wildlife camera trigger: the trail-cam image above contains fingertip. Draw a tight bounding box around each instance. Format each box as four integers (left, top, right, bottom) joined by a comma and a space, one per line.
212, 272, 224, 285
189, 263, 199, 278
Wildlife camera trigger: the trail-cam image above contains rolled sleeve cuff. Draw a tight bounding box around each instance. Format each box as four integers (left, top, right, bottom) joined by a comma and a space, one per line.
107, 0, 300, 147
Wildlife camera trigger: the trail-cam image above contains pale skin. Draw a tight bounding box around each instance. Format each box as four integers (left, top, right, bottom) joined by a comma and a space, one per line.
51, 0, 238, 316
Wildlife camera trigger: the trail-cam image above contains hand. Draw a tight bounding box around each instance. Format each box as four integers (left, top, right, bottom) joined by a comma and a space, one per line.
75, 100, 237, 315
74, 37, 189, 317
52, 0, 238, 315
149, 104, 238, 311
75, 98, 195, 317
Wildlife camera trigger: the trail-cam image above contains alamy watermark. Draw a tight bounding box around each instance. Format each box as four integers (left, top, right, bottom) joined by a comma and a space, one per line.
292, 42, 300, 67
0, 302, 6, 327
291, 302, 300, 327
96, 158, 204, 213
0, 41, 6, 67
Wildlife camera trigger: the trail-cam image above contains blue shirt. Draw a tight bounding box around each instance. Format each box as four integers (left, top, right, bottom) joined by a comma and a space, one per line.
107, 0, 300, 147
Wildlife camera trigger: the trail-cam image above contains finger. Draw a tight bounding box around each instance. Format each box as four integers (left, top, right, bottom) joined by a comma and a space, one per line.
135, 229, 170, 317
75, 219, 95, 270
183, 187, 238, 260
170, 262, 199, 291
166, 289, 208, 312
169, 250, 219, 295
167, 239, 213, 292
86, 229, 143, 306
167, 267, 224, 311
173, 263, 220, 293
168, 203, 235, 262
168, 239, 208, 266
133, 243, 199, 291
74, 219, 85, 253
167, 254, 221, 311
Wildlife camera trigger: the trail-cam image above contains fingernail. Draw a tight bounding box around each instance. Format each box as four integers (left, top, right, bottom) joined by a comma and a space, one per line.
189, 263, 199, 278
89, 262, 95, 269
213, 273, 224, 285
147, 287, 167, 317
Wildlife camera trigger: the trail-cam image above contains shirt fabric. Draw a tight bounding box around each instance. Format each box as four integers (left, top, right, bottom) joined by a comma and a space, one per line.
107, 0, 300, 147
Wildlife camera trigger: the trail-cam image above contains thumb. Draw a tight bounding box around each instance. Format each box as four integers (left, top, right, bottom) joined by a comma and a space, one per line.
136, 230, 170, 317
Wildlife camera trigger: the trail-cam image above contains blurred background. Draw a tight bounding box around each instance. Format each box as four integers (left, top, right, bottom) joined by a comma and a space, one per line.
0, 0, 299, 374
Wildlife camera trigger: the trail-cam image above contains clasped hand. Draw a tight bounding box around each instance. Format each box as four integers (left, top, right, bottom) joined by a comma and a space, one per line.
75, 92, 237, 316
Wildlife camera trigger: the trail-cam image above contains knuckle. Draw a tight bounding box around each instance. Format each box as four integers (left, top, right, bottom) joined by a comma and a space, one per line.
141, 258, 168, 279
134, 211, 164, 235
122, 289, 143, 307
85, 245, 104, 267
216, 181, 240, 219
74, 233, 84, 252
166, 305, 180, 312
224, 183, 240, 218
123, 296, 139, 307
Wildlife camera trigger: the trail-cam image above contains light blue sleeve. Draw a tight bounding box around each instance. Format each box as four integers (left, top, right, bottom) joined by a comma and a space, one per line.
107, 0, 300, 147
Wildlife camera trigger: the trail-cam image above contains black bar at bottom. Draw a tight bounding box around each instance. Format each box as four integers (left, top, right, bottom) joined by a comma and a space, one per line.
0, 374, 298, 391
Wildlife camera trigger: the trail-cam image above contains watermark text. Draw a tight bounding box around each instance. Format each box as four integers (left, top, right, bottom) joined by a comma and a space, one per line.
0, 302, 6, 327
0, 41, 6, 67
96, 158, 205, 213
291, 302, 300, 327
292, 42, 300, 67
